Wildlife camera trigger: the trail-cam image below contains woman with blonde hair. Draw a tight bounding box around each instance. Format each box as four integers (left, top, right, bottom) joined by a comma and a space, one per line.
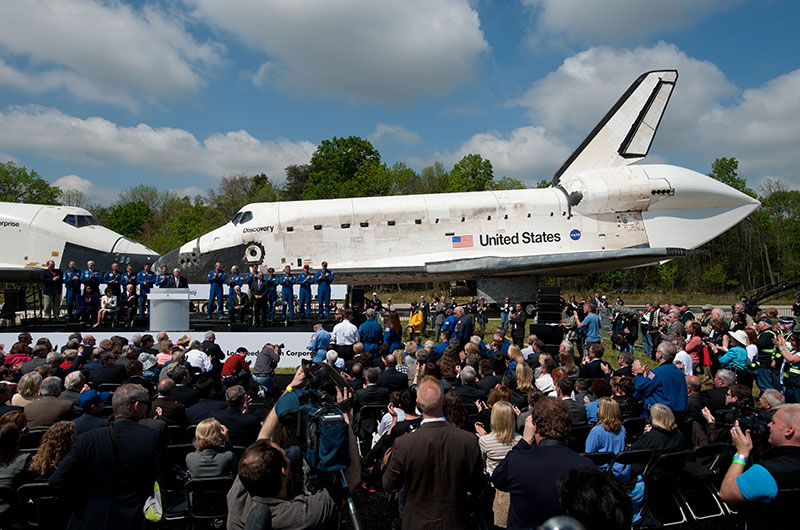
559, 351, 578, 376
632, 403, 685, 454
29, 421, 76, 479
186, 418, 237, 478
475, 401, 521, 527
507, 345, 524, 368
585, 398, 629, 481
516, 362, 533, 393
11, 372, 41, 407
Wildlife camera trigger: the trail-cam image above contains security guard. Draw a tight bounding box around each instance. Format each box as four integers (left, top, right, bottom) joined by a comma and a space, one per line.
63, 261, 82, 321
136, 263, 156, 316
296, 265, 313, 318
756, 317, 780, 392
777, 333, 800, 403
315, 261, 333, 318
279, 265, 295, 319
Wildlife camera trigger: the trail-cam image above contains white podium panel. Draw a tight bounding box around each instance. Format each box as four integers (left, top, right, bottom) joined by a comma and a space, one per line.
149, 288, 190, 331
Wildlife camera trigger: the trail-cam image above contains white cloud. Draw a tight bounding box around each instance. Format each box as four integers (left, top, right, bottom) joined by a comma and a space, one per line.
422, 126, 570, 183
188, 0, 489, 105
0, 0, 222, 110
696, 69, 800, 180
511, 42, 735, 152
524, 0, 742, 45
369, 124, 422, 145
170, 186, 207, 199
0, 105, 316, 181
53, 174, 119, 205
250, 62, 275, 88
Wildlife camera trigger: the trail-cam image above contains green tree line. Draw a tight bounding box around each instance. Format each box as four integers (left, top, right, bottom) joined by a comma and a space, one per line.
3, 144, 799, 296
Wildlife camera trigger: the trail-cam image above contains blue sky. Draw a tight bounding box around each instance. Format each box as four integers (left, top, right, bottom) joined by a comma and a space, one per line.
1, 0, 798, 205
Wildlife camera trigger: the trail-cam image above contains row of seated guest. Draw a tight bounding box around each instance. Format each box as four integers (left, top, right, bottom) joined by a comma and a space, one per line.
73, 285, 139, 327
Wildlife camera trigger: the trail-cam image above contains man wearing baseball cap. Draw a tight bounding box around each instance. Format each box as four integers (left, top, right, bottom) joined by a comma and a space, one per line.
74, 389, 110, 435
297, 264, 314, 318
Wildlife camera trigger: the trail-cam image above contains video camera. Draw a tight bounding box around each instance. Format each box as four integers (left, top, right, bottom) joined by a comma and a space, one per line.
716, 402, 772, 442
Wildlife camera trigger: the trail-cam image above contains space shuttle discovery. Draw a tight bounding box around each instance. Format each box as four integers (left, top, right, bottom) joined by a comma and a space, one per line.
157, 70, 760, 302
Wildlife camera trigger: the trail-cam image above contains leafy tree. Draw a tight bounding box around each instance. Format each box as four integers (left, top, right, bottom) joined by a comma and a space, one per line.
415, 162, 450, 194
490, 177, 528, 191
59, 189, 90, 208
445, 154, 494, 193
104, 201, 153, 239
708, 157, 756, 198
207, 172, 280, 223
534, 179, 550, 189
283, 164, 311, 201
0, 161, 60, 204
303, 136, 381, 199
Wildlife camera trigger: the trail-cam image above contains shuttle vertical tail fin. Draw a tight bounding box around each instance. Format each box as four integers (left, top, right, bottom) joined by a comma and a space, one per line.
551, 70, 678, 186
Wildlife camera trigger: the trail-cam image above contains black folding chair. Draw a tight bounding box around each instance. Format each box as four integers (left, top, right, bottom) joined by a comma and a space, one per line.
19, 429, 47, 450
97, 383, 120, 394
167, 443, 196, 473
0, 485, 23, 527
622, 417, 646, 444
581, 451, 615, 469
568, 425, 590, 452
609, 448, 654, 481
641, 450, 692, 526
679, 443, 731, 521
185, 477, 235, 522
16, 482, 70, 529
353, 404, 387, 456
186, 424, 198, 441
166, 424, 188, 444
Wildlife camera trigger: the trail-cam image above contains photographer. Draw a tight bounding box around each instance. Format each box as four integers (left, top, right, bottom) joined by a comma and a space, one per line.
252, 343, 281, 397
227, 367, 360, 530
720, 404, 800, 528
776, 333, 800, 403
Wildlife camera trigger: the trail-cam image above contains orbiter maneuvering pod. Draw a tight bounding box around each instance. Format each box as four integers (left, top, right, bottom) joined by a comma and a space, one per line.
157, 70, 760, 302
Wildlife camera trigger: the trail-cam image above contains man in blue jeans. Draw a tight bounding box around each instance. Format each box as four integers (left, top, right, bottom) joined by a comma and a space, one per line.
252, 344, 281, 397
576, 303, 601, 355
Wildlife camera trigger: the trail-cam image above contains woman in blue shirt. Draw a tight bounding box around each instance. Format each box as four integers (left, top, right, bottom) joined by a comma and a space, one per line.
715, 329, 749, 372
384, 310, 403, 354
585, 397, 630, 482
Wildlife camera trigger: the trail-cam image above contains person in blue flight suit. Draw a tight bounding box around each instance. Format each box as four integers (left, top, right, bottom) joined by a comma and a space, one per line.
207, 262, 226, 319
63, 261, 82, 321
279, 265, 295, 319
442, 308, 458, 340
81, 261, 103, 293
121, 264, 137, 294
155, 265, 170, 288
265, 267, 279, 320
359, 308, 383, 356
297, 264, 314, 318
246, 264, 259, 324
136, 263, 156, 316
226, 265, 244, 314
103, 262, 122, 298
315, 261, 333, 318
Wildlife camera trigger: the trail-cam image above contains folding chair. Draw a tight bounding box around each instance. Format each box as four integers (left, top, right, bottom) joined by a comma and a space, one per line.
622, 417, 646, 444
185, 477, 235, 523
641, 450, 692, 526
678, 443, 731, 521
16, 482, 70, 529
97, 383, 121, 394
581, 451, 615, 469
19, 429, 47, 450
610, 448, 654, 481
0, 485, 23, 527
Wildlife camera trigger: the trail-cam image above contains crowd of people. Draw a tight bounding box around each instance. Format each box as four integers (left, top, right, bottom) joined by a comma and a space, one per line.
0, 289, 799, 529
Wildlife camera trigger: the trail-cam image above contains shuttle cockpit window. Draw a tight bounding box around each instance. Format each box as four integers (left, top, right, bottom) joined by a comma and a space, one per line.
231, 211, 253, 225
63, 214, 100, 227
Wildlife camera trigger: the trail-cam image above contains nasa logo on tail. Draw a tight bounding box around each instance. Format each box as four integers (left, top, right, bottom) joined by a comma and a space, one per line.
570, 229, 581, 241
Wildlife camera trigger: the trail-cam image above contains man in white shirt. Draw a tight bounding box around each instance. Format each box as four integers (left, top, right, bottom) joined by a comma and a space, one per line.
672, 336, 694, 376
186, 347, 213, 373
331, 308, 359, 362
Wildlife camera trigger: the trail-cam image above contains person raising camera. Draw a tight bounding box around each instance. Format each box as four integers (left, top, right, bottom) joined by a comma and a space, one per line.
720, 404, 800, 528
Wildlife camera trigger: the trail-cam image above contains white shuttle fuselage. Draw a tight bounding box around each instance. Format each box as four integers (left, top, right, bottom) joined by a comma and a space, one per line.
0, 203, 158, 281
157, 70, 760, 300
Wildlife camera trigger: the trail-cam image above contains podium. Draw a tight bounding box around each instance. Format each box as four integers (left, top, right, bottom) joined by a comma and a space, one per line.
149, 288, 190, 331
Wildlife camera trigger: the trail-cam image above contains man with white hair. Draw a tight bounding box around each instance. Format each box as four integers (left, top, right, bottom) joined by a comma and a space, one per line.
81, 260, 103, 293
202, 330, 225, 376
451, 366, 487, 406
632, 342, 688, 413
25, 376, 74, 429
453, 306, 474, 346
660, 309, 686, 343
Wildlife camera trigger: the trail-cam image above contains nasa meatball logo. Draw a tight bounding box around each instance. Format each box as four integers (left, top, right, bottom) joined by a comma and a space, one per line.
569, 229, 581, 241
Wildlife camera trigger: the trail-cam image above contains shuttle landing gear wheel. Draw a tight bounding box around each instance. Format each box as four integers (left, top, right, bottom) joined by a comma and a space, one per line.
244, 242, 265, 265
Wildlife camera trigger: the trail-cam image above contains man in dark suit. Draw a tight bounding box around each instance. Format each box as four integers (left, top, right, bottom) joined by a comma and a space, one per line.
703, 369, 735, 413
685, 375, 707, 422
165, 268, 189, 288
25, 376, 75, 429
578, 343, 608, 379
493, 397, 595, 528
73, 389, 111, 435
202, 331, 225, 378
169, 365, 198, 407
614, 351, 634, 377
451, 366, 488, 407
383, 376, 485, 529
210, 385, 260, 447
355, 368, 390, 409
377, 354, 409, 391
251, 272, 269, 326
150, 379, 187, 426
41, 259, 63, 319
477, 359, 501, 395
556, 378, 587, 427
186, 375, 227, 425
50, 384, 168, 530
89, 351, 127, 386
118, 284, 138, 326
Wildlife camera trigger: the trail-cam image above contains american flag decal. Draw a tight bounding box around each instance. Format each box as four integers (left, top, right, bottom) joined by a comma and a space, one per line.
452, 235, 473, 248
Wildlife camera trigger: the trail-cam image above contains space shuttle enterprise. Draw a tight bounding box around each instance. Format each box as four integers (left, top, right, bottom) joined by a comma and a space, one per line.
157, 70, 760, 303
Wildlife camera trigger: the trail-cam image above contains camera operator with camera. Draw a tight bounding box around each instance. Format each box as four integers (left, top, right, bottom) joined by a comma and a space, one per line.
720, 404, 800, 528
227, 366, 361, 530
252, 343, 282, 397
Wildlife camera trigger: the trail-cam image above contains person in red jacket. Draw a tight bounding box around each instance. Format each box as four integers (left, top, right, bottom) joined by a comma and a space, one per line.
221, 347, 251, 389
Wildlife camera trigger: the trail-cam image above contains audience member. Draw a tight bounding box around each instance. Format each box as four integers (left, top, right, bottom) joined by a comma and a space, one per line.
186, 418, 237, 478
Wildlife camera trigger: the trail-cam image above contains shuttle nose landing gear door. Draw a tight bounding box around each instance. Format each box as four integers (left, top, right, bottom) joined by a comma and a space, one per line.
244, 242, 266, 265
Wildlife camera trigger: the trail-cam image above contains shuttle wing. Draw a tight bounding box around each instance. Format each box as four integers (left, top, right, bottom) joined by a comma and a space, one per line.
551, 70, 678, 186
